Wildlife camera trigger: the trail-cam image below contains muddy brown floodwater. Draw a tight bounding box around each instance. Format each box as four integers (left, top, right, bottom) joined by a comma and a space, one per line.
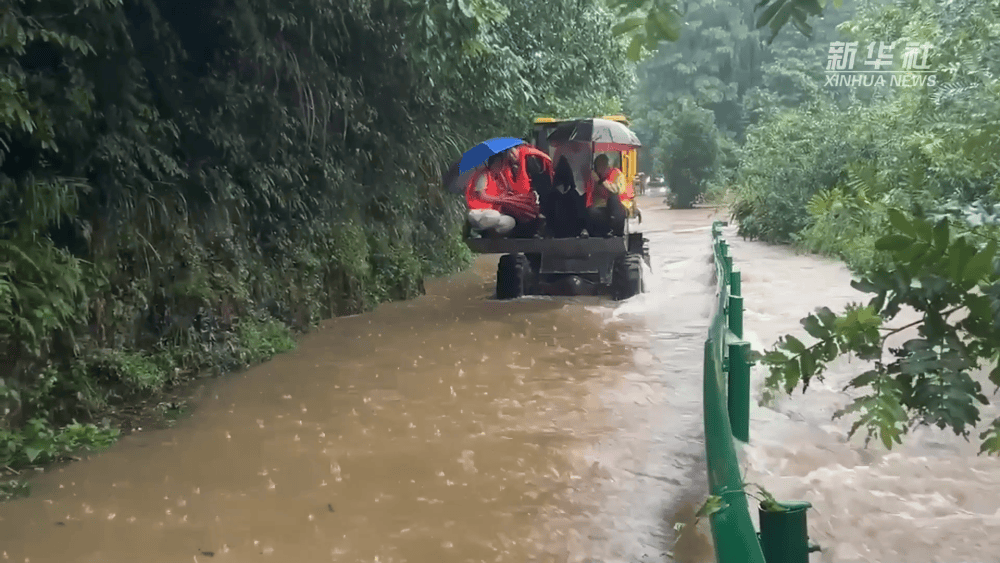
724, 223, 1000, 563
7, 197, 996, 563
0, 198, 724, 563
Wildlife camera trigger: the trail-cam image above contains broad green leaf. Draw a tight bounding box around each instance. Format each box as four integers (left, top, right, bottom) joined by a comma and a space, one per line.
612, 16, 645, 36
768, 2, 796, 39
980, 420, 1000, 455
963, 239, 998, 285
918, 244, 948, 271
846, 369, 879, 389
851, 278, 879, 294
963, 294, 993, 323
874, 234, 913, 252
789, 12, 813, 37
913, 216, 934, 241
897, 241, 929, 264
763, 350, 790, 364
816, 306, 837, 328
781, 335, 807, 355
948, 240, 973, 281
800, 351, 817, 381
932, 219, 950, 249
755, 0, 785, 29
879, 423, 898, 450
24, 446, 42, 463
887, 209, 916, 238
801, 314, 828, 339
652, 8, 681, 41
901, 339, 933, 352
627, 34, 644, 60
783, 357, 801, 392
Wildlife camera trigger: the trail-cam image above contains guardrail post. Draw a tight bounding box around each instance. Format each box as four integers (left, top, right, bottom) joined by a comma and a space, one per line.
730, 270, 741, 296
759, 501, 822, 563
728, 295, 743, 339
727, 341, 750, 443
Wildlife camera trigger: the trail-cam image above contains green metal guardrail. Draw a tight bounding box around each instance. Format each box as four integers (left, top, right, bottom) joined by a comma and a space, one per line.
705, 221, 820, 563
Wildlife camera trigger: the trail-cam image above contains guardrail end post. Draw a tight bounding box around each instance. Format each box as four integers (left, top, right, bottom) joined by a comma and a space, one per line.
759, 500, 819, 563
727, 341, 750, 443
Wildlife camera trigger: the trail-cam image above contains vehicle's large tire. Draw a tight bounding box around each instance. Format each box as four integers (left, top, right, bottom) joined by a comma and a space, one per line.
496, 253, 532, 299
612, 253, 644, 301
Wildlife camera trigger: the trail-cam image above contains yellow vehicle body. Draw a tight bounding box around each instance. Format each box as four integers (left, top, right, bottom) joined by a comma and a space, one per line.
531, 115, 640, 218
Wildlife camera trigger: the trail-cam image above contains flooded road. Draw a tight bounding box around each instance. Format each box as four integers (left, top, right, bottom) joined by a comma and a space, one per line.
6, 201, 996, 563
0, 199, 723, 563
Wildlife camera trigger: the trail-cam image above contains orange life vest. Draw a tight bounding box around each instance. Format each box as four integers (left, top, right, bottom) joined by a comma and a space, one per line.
586, 167, 626, 207
466, 169, 504, 211
511, 145, 554, 194
466, 145, 552, 212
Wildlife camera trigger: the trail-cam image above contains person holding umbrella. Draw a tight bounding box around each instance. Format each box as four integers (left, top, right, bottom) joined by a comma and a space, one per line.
460, 136, 552, 237
465, 148, 547, 237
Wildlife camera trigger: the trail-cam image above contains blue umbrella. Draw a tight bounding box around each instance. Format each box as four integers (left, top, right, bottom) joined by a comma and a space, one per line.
458, 137, 525, 174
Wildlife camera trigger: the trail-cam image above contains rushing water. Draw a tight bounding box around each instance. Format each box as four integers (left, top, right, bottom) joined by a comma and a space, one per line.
724, 225, 1000, 563
1, 200, 998, 563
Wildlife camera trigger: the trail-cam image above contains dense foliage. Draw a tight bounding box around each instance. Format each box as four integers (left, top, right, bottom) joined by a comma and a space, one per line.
625, 0, 853, 207
0, 0, 634, 478
739, 0, 1000, 454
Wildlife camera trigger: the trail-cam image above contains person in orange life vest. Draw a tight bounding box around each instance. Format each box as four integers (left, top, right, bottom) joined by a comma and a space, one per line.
584, 154, 627, 237
465, 148, 546, 237
512, 143, 555, 237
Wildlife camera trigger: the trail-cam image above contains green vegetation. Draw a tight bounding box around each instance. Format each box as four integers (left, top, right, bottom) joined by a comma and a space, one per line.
0, 0, 634, 495
611, 0, 843, 58
630, 0, 1000, 455
626, 0, 854, 208
728, 0, 1000, 455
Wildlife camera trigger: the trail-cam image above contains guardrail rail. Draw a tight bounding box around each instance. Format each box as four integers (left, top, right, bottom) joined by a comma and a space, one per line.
705, 221, 820, 563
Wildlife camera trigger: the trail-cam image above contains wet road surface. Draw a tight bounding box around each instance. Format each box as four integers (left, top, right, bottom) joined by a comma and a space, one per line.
0, 200, 723, 563
4, 201, 998, 563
